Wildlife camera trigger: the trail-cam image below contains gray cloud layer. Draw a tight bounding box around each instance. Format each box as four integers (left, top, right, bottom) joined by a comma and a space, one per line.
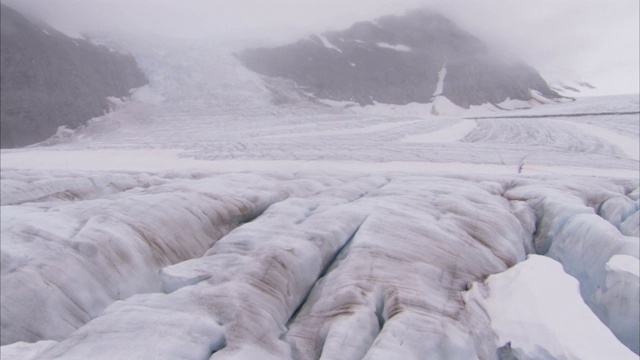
2, 0, 638, 94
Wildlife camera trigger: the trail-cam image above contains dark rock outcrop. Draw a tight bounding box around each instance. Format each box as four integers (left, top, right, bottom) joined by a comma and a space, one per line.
0, 4, 147, 148
238, 9, 558, 108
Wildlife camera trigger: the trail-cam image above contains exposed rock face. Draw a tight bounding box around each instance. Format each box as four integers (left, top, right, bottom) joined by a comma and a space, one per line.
238, 9, 558, 108
0, 4, 147, 148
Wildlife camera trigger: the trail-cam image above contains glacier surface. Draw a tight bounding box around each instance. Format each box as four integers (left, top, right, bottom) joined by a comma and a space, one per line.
1, 35, 638, 359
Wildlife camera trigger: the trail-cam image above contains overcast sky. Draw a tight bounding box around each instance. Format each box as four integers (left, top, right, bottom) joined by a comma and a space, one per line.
3, 0, 638, 95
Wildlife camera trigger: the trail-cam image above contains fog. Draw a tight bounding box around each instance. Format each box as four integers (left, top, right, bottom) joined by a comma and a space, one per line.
2, 0, 638, 95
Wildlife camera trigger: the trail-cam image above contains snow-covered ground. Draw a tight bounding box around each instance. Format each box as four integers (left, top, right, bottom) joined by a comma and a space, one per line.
1, 37, 638, 359
2, 39, 637, 177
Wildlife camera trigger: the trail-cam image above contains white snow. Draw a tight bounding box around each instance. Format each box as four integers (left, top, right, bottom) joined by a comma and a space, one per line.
430, 95, 467, 116
401, 119, 476, 143
3, 149, 639, 178
376, 42, 411, 51
0, 341, 57, 360
593, 254, 640, 353
347, 101, 434, 116
558, 120, 640, 161
620, 211, 640, 236
0, 171, 302, 345
316, 34, 343, 53
496, 97, 536, 110
529, 89, 554, 104
314, 97, 359, 108
432, 63, 447, 97
263, 119, 420, 138
606, 254, 640, 278
464, 255, 638, 360
598, 195, 638, 231
1, 171, 537, 359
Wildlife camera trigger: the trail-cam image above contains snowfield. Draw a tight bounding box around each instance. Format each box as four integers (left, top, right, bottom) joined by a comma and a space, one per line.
1, 38, 638, 359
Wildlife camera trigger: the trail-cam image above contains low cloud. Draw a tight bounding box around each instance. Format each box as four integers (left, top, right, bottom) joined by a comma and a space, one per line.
2, 0, 638, 94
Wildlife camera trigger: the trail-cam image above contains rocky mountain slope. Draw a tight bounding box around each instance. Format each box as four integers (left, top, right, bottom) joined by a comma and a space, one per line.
0, 4, 147, 148
238, 9, 559, 109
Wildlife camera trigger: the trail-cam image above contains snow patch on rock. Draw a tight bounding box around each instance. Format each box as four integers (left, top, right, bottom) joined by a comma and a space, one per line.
376, 42, 411, 52
316, 34, 343, 53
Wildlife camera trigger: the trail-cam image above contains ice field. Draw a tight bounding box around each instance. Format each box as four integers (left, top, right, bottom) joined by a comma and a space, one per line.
1, 38, 639, 359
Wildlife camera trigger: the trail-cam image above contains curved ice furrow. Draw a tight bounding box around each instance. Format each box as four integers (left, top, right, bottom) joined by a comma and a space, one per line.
26, 178, 381, 360
548, 215, 639, 353
598, 195, 639, 235
504, 180, 620, 253
284, 178, 530, 360
2, 171, 638, 359
400, 119, 477, 143
0, 170, 168, 206
262, 120, 421, 139
0, 173, 311, 346
0, 340, 58, 360
564, 114, 640, 139
557, 120, 640, 161
505, 181, 640, 354
513, 178, 639, 237
464, 118, 619, 159
620, 211, 640, 236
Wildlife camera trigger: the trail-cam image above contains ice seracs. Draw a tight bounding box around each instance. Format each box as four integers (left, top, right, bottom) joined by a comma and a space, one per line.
504, 180, 640, 353
4, 165, 637, 359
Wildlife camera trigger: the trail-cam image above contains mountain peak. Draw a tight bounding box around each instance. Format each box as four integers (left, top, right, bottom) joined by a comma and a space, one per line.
238, 9, 558, 109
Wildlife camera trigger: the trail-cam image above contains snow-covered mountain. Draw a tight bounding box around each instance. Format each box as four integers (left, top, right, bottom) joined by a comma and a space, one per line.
0, 4, 147, 148
238, 9, 560, 110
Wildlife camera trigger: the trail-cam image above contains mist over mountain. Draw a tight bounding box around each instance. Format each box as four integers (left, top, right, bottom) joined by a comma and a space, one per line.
0, 4, 147, 148
239, 9, 559, 109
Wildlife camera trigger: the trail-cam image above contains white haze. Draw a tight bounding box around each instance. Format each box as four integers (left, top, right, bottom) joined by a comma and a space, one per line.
1, 0, 639, 95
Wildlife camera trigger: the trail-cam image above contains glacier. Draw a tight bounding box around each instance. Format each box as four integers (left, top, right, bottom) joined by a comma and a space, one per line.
1, 32, 639, 360
2, 170, 638, 359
